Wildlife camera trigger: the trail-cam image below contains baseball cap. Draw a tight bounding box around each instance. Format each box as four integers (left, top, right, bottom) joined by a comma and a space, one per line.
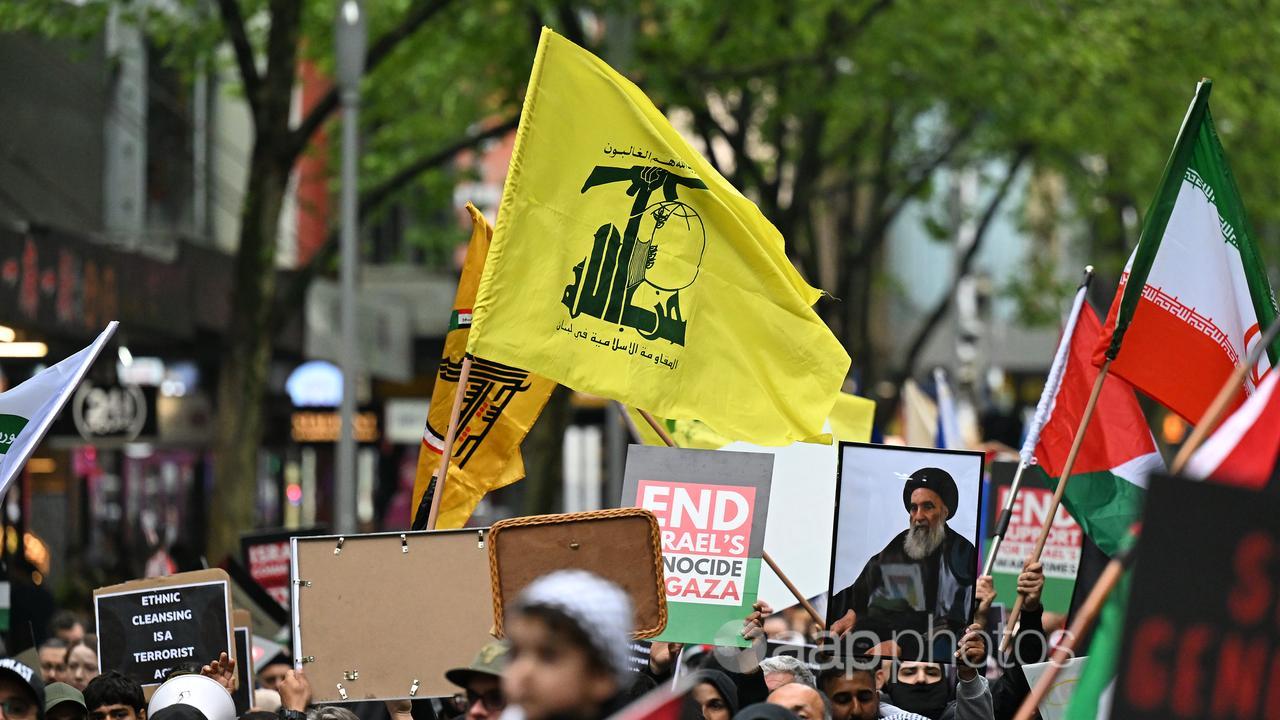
0, 657, 45, 716
43, 683, 85, 717
445, 641, 508, 689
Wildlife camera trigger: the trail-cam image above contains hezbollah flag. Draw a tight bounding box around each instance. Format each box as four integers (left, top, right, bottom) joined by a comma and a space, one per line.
630, 392, 875, 448
410, 204, 555, 530
1025, 281, 1162, 557
1095, 80, 1279, 423
465, 28, 850, 445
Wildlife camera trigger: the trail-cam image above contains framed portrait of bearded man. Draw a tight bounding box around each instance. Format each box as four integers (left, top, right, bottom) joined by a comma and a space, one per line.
826, 442, 984, 662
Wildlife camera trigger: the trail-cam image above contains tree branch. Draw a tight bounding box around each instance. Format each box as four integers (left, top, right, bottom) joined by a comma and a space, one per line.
214, 0, 261, 116
286, 0, 459, 162
893, 145, 1032, 394
269, 114, 519, 332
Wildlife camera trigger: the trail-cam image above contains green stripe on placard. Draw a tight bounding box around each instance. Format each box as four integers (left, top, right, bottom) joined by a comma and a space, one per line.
654, 557, 761, 647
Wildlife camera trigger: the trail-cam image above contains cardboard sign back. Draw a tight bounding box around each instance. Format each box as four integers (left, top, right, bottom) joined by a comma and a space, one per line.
488, 508, 666, 639
292, 529, 493, 702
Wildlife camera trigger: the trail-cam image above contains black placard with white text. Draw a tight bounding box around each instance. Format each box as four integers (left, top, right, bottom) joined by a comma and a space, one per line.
95, 577, 232, 687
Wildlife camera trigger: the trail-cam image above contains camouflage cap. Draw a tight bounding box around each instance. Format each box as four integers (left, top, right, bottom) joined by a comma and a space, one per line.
445, 641, 508, 689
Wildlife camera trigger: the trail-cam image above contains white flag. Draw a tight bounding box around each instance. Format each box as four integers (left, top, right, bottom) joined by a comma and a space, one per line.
0, 322, 117, 497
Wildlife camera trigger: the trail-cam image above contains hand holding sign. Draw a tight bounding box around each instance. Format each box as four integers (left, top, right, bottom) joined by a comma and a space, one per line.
279, 669, 312, 712
1018, 562, 1045, 612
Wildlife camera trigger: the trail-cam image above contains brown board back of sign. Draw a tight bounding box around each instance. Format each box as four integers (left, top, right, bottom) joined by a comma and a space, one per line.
93, 569, 234, 688
292, 529, 494, 702
488, 508, 666, 639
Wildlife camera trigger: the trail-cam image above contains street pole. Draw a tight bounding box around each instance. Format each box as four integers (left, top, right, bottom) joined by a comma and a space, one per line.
334, 0, 365, 535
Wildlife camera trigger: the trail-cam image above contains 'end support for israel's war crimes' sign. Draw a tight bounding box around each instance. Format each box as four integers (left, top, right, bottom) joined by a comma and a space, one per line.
621, 445, 773, 647
94, 569, 233, 687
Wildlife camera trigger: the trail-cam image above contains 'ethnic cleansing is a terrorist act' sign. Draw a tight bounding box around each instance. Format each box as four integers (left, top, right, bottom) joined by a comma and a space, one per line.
94, 569, 234, 687
621, 445, 773, 647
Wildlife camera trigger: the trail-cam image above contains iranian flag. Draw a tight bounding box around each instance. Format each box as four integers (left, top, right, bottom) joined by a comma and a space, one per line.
1023, 280, 1163, 557
1094, 80, 1279, 424
0, 322, 117, 499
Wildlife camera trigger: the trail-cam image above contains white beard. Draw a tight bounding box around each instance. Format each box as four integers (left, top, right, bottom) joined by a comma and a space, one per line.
903, 522, 945, 560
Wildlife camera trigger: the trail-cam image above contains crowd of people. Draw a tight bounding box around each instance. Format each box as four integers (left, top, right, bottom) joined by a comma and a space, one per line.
0, 561, 1053, 720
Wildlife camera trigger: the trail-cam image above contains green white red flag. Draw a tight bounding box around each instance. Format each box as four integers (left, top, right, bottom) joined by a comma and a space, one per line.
1024, 282, 1162, 557
1094, 80, 1280, 423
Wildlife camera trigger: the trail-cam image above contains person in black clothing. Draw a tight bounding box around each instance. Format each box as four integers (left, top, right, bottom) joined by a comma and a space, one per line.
830, 468, 976, 661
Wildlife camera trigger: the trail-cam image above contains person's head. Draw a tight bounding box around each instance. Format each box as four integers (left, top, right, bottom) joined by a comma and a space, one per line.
83, 672, 146, 720
818, 668, 878, 720
48, 615, 85, 647
901, 468, 957, 561
758, 657, 815, 691
62, 646, 97, 693
36, 643, 67, 686
238, 713, 276, 720
307, 707, 358, 720
887, 663, 949, 719
690, 670, 738, 720
445, 642, 509, 720
502, 570, 632, 720
0, 657, 44, 720
254, 656, 290, 694
764, 684, 828, 720
43, 683, 86, 720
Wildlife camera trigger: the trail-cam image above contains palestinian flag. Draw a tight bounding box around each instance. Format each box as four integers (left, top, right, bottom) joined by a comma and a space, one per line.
1094, 80, 1280, 424
1065, 569, 1131, 719
1023, 281, 1163, 557
1184, 369, 1280, 490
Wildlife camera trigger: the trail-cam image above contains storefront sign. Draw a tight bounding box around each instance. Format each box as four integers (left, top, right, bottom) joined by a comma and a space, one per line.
71, 381, 154, 442
290, 411, 378, 443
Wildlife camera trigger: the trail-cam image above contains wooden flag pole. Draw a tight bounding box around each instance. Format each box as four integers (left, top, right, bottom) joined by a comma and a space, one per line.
633, 407, 826, 630
1169, 315, 1280, 474
1001, 358, 1112, 654
1013, 549, 1132, 720
426, 356, 473, 530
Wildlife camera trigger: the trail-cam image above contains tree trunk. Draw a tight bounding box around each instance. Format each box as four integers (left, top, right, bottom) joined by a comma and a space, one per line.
207, 149, 290, 564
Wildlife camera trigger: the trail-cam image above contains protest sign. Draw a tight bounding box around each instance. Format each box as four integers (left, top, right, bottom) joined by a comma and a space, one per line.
241, 527, 325, 611
94, 569, 233, 688
985, 461, 1082, 614
292, 529, 493, 702
828, 443, 983, 662
232, 609, 253, 715
1113, 475, 1280, 719
621, 446, 773, 647
488, 508, 667, 639
1021, 657, 1087, 720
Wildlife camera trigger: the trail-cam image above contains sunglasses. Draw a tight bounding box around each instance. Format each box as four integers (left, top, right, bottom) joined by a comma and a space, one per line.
452, 689, 505, 713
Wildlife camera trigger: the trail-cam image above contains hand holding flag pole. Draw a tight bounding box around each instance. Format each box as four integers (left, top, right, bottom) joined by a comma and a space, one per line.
1014, 314, 1280, 718
982, 267, 1094, 579
1001, 356, 1112, 654
634, 407, 826, 631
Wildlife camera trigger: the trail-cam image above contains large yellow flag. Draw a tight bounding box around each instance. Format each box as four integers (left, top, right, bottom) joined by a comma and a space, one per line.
467, 28, 850, 445
411, 204, 556, 529
630, 393, 876, 448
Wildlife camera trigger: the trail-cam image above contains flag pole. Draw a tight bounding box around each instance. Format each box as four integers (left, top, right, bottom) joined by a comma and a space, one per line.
425, 355, 473, 530
1169, 314, 1280, 474
634, 407, 826, 631
1015, 316, 1280, 714
1012, 546, 1134, 720
1001, 358, 1112, 654
985, 267, 1094, 579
